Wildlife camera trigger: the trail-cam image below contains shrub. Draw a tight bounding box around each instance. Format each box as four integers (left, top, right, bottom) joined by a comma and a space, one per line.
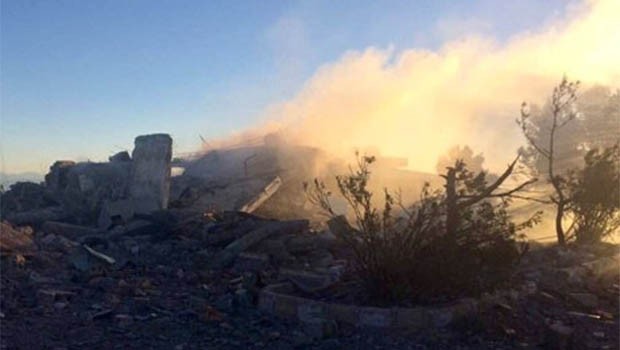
567, 144, 620, 243
305, 153, 538, 304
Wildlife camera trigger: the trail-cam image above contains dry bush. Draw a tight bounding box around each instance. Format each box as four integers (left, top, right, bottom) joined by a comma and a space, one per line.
305, 153, 537, 304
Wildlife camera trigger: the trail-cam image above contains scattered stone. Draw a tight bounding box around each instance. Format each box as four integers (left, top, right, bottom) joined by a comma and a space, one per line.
5, 206, 69, 226
210, 220, 308, 269
254, 239, 293, 265
233, 252, 270, 272
234, 288, 253, 307
280, 268, 338, 293
568, 292, 598, 308
97, 199, 135, 229
115, 314, 134, 328
302, 318, 338, 340
215, 294, 234, 312
545, 320, 574, 350
41, 221, 100, 241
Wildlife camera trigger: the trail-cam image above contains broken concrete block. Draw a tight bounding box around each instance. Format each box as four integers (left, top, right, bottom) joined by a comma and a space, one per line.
0, 182, 57, 218
239, 176, 282, 213
114, 314, 134, 328
280, 268, 337, 293
210, 220, 308, 269
305, 249, 334, 268
41, 221, 100, 241
183, 177, 277, 213
284, 234, 320, 254
45, 161, 76, 193
109, 151, 131, 162
302, 318, 338, 340
78, 174, 95, 192
427, 307, 454, 328
233, 252, 270, 272
254, 238, 294, 265
5, 206, 69, 226
357, 307, 393, 328
97, 199, 135, 229
297, 301, 327, 322
48, 161, 132, 222
130, 134, 172, 214
234, 288, 253, 307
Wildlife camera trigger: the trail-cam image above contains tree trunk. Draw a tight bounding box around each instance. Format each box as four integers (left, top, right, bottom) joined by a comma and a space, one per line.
555, 201, 566, 246
445, 168, 459, 238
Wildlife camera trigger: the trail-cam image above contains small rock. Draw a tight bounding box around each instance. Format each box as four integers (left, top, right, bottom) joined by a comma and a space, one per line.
88, 276, 116, 291
280, 268, 337, 293
233, 252, 270, 272
302, 318, 338, 340
215, 294, 234, 312
68, 247, 93, 272
254, 239, 293, 264
546, 320, 574, 350
568, 292, 598, 308
109, 151, 131, 162
115, 314, 134, 328
306, 250, 334, 268
285, 234, 319, 254
234, 288, 252, 308
53, 302, 67, 310
291, 330, 313, 348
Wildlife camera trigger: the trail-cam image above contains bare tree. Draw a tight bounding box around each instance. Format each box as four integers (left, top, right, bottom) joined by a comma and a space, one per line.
517, 77, 580, 245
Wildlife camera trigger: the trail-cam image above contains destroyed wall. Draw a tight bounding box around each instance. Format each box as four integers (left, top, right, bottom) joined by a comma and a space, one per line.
48, 161, 132, 223
1, 134, 172, 228
169, 136, 443, 222
170, 140, 330, 218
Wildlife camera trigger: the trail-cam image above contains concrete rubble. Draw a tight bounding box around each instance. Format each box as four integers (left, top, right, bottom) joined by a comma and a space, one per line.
1, 133, 618, 349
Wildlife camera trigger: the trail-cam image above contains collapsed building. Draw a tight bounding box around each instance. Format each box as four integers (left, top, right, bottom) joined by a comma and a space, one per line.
2, 133, 437, 228
1, 133, 617, 349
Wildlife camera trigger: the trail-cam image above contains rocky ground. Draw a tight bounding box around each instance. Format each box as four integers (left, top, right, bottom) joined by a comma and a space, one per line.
1, 214, 618, 350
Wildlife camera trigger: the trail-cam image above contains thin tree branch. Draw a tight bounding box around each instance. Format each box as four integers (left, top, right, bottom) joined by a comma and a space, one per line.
504, 194, 552, 204
458, 154, 521, 207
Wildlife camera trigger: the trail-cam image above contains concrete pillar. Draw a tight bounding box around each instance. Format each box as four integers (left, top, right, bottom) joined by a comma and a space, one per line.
129, 134, 172, 214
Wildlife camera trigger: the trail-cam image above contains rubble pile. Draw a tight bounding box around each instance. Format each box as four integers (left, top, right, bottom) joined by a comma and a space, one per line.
476, 243, 620, 349
1, 133, 618, 349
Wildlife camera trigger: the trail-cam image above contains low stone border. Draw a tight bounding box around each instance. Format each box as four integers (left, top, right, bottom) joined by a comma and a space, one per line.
258, 282, 478, 330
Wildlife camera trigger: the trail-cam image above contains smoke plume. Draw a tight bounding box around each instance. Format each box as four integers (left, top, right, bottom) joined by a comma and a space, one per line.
216, 0, 620, 174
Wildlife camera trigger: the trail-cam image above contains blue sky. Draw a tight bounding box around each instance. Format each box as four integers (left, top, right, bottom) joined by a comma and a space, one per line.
1, 0, 569, 174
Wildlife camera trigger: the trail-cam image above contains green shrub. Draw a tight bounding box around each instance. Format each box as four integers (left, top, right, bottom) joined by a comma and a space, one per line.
568, 144, 620, 243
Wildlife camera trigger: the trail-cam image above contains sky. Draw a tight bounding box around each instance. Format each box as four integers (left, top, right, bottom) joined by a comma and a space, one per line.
0, 0, 608, 176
